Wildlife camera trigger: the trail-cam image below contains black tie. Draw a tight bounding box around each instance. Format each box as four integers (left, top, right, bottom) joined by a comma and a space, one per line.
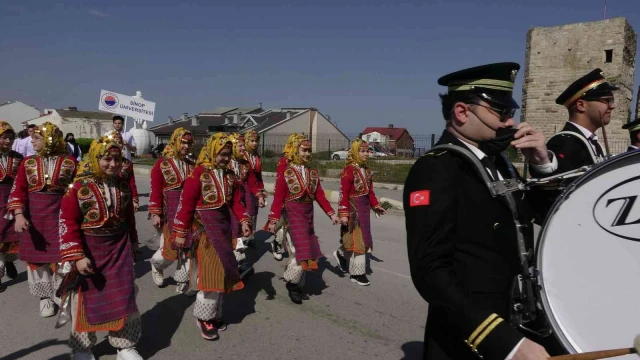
480, 156, 501, 180
588, 136, 604, 157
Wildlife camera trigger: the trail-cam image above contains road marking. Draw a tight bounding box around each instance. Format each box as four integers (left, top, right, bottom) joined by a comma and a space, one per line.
370, 266, 412, 280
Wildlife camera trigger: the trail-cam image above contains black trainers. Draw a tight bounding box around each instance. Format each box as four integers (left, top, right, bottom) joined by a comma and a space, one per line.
196, 319, 219, 340
286, 282, 303, 304
0, 279, 5, 293
214, 318, 227, 331
350, 274, 370, 286
333, 250, 348, 273
5, 261, 17, 279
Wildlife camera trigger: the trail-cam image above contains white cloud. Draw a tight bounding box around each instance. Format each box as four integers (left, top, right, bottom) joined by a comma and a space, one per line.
88, 9, 110, 18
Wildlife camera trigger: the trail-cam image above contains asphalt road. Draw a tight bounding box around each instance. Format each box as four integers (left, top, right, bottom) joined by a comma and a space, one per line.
0, 176, 426, 360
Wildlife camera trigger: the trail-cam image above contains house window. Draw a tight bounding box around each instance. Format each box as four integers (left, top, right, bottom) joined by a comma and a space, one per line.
366, 135, 371, 141
604, 49, 613, 63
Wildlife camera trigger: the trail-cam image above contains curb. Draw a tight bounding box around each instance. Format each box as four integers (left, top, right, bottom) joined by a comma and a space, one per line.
261, 171, 404, 191
133, 166, 404, 210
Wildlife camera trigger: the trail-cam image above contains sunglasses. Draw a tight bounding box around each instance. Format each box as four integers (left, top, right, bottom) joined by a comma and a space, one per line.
583, 97, 615, 107
469, 103, 516, 122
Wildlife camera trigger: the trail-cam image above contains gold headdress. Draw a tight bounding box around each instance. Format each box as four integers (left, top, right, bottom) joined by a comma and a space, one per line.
228, 133, 246, 160
0, 121, 15, 137
74, 135, 122, 181
346, 139, 369, 166
283, 133, 311, 165
162, 127, 193, 159
196, 133, 232, 168
243, 130, 259, 154
32, 122, 67, 156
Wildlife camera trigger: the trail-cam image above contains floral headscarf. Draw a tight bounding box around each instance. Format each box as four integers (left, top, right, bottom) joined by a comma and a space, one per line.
346, 139, 369, 166
162, 127, 193, 159
74, 135, 122, 181
228, 133, 246, 161
32, 122, 67, 156
0, 121, 15, 153
196, 133, 232, 168
283, 133, 311, 165
243, 130, 259, 155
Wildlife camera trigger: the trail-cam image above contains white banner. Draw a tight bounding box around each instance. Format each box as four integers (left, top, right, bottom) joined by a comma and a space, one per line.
98, 90, 156, 122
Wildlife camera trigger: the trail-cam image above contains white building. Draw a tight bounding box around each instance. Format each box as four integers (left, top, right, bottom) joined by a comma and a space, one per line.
361, 131, 390, 146
0, 101, 40, 131
25, 107, 114, 139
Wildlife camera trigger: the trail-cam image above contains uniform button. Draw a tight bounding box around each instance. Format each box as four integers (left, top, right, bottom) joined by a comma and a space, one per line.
493, 222, 500, 229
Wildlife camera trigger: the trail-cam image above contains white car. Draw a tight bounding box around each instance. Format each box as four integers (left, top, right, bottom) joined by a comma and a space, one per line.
331, 146, 388, 160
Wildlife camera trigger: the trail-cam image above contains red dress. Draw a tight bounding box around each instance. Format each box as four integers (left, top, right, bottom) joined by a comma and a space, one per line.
0, 150, 23, 255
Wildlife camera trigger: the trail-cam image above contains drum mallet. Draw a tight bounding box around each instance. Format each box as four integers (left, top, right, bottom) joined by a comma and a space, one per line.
548, 334, 640, 360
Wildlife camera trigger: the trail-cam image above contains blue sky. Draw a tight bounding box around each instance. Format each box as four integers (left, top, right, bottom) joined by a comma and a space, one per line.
1, 0, 638, 136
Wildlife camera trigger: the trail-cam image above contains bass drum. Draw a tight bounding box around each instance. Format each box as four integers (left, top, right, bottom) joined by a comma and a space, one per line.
536, 150, 640, 357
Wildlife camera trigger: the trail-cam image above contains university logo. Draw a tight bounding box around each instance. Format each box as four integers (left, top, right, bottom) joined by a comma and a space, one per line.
101, 92, 119, 109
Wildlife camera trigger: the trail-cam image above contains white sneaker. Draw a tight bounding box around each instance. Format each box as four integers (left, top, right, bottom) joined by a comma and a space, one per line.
71, 350, 95, 360
176, 282, 188, 294
150, 263, 164, 287
116, 347, 143, 360
235, 238, 247, 251
40, 298, 56, 318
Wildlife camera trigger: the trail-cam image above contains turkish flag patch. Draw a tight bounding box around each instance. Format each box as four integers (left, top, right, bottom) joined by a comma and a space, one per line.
558, 153, 565, 159
410, 190, 430, 207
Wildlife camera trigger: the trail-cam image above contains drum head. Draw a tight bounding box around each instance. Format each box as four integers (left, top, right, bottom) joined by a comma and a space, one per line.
537, 151, 640, 356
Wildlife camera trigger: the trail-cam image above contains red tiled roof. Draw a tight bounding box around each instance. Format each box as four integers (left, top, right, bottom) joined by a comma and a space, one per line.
361, 127, 409, 141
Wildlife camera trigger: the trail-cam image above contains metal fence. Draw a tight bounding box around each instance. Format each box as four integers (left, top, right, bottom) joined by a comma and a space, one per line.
257, 132, 631, 159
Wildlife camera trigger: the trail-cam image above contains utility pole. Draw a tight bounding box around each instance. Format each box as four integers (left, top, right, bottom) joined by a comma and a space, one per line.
603, 0, 607, 19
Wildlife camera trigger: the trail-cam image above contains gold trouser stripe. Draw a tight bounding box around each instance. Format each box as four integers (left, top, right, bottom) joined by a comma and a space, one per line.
467, 313, 498, 344
473, 317, 504, 348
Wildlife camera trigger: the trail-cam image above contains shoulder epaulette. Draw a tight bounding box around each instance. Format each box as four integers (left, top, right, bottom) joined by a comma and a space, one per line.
423, 150, 448, 157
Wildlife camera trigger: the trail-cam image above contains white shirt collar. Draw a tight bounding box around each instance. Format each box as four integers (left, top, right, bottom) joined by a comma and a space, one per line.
630, 145, 640, 150
570, 122, 597, 140
457, 138, 487, 160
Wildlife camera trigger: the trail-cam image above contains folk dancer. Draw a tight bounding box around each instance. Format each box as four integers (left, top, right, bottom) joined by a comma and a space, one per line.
333, 139, 386, 286
266, 134, 339, 304
148, 128, 195, 292
241, 129, 267, 239
0, 122, 23, 292
172, 133, 252, 340
622, 118, 640, 152
269, 133, 304, 261
227, 133, 265, 278
108, 131, 139, 212
404, 62, 565, 360
8, 122, 77, 317
58, 136, 142, 360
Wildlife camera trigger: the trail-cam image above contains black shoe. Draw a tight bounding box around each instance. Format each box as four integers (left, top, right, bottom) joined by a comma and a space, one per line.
350, 274, 370, 286
214, 318, 227, 331
5, 261, 17, 279
196, 319, 219, 340
239, 263, 254, 279
298, 287, 309, 300
286, 282, 303, 304
0, 279, 5, 293
333, 251, 348, 273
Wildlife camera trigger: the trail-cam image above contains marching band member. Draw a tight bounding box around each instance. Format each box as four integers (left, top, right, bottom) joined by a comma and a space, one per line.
58, 136, 142, 360
266, 134, 339, 304
0, 122, 23, 292
241, 129, 267, 235
110, 131, 139, 212
404, 63, 564, 360
333, 139, 386, 286
148, 128, 195, 293
8, 122, 77, 317
622, 118, 640, 152
172, 133, 251, 341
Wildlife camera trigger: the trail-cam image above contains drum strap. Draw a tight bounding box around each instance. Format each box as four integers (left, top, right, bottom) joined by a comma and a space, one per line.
549, 131, 601, 164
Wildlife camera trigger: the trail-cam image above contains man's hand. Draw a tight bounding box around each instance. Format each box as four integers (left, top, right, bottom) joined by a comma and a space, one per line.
513, 339, 550, 360
511, 123, 549, 165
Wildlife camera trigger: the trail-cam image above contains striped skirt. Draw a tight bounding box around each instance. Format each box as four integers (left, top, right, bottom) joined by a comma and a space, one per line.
285, 200, 322, 269
76, 228, 137, 331
162, 189, 192, 259
340, 195, 373, 254
18, 192, 62, 264
193, 208, 243, 292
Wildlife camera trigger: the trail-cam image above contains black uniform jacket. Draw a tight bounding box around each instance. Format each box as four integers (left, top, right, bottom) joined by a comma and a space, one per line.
404, 130, 546, 360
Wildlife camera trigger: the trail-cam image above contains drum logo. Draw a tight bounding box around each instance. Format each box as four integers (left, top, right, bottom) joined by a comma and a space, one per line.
593, 175, 640, 241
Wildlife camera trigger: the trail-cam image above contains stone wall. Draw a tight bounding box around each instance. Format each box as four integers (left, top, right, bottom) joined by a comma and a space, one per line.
521, 17, 637, 155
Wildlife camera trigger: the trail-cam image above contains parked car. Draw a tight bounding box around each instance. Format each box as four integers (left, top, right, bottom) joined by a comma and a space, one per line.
331, 146, 388, 160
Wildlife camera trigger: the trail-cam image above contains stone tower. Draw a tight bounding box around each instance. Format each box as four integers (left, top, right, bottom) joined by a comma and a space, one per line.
521, 17, 637, 155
